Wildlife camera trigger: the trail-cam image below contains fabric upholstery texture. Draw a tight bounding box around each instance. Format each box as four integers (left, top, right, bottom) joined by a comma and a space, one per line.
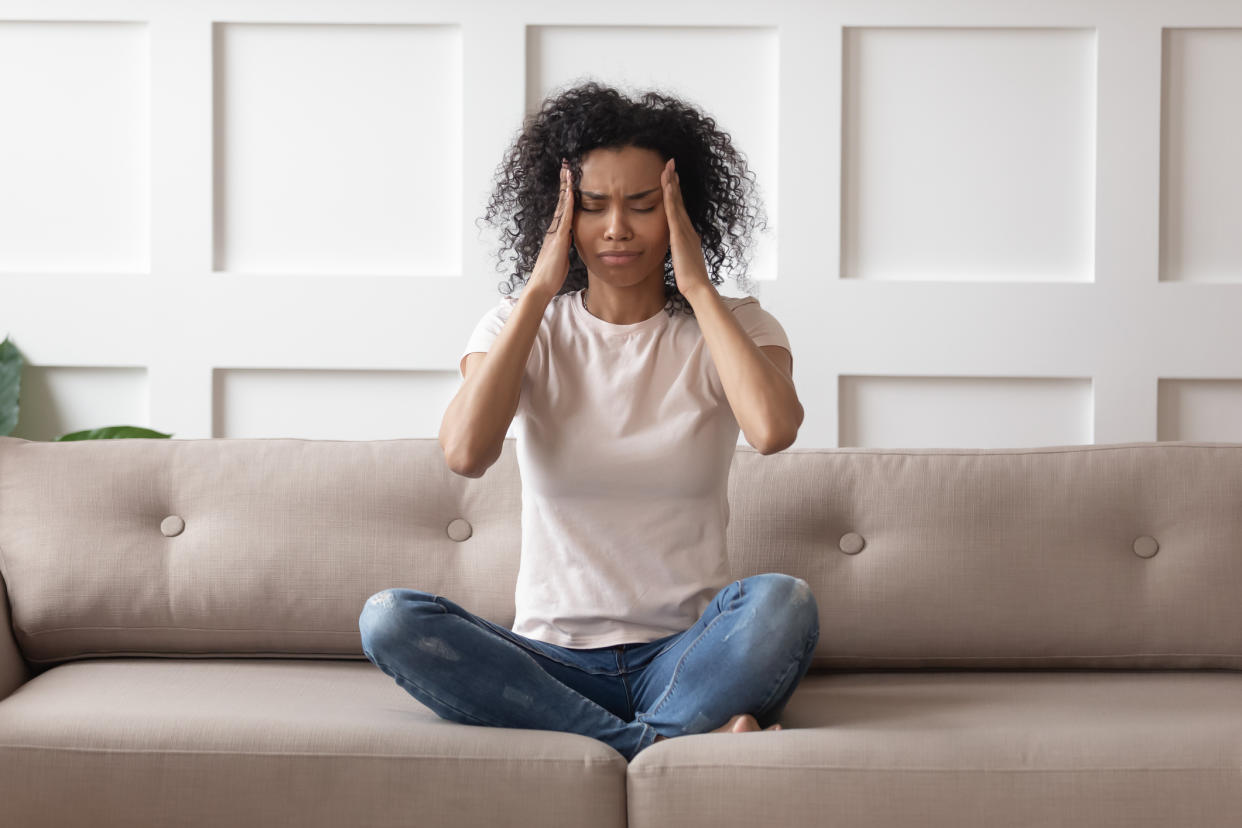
1, 436, 1240, 826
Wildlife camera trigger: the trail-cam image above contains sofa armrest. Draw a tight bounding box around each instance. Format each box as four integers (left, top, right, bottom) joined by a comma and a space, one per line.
0, 566, 29, 701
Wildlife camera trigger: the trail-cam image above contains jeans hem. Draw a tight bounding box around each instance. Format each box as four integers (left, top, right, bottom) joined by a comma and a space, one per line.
629, 721, 660, 761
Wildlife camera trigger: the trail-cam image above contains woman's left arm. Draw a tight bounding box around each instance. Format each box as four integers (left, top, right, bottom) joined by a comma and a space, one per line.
682, 286, 804, 454
661, 156, 804, 454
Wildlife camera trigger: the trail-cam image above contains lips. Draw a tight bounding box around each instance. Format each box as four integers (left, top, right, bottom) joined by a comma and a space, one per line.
599, 251, 640, 262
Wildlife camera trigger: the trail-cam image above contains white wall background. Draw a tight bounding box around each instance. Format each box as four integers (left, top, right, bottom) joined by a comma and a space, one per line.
2, 0, 1240, 449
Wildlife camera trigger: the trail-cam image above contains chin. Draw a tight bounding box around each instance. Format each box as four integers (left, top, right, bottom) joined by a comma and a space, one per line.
590, 271, 650, 287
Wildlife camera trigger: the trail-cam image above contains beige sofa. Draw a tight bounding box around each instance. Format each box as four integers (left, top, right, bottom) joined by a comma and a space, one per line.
2, 435, 1241, 827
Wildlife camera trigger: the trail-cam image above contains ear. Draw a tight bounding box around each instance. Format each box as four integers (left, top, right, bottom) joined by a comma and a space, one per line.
759, 345, 793, 383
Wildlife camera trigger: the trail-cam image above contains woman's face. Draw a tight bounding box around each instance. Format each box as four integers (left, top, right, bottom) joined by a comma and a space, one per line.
572, 145, 670, 290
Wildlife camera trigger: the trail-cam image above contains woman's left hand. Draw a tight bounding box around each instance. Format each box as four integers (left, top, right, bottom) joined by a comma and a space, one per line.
662, 158, 714, 300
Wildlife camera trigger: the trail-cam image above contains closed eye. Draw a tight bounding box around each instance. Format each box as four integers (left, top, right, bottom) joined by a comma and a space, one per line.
580, 207, 655, 213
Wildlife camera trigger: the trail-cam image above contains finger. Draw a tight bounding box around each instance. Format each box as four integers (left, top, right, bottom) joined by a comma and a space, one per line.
663, 160, 681, 206
559, 160, 574, 237
662, 159, 687, 227
550, 160, 571, 235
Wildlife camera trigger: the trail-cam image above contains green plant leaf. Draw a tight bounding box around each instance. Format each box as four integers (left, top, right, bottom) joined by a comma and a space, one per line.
0, 336, 23, 437
55, 426, 174, 441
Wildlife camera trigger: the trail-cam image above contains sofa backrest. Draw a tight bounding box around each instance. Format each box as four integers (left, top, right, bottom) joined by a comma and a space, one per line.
2, 436, 1240, 672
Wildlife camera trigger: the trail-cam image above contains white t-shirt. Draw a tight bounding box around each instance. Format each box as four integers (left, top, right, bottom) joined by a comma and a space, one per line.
459, 286, 792, 649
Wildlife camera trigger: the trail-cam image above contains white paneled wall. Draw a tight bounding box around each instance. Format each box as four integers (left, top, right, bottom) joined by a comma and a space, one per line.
0, 21, 149, 273
841, 26, 1097, 283
1, 0, 1240, 448
213, 22, 463, 276
1160, 28, 1242, 283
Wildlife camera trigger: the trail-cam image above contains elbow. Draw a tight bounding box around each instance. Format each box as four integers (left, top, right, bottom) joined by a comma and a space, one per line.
756, 407, 803, 455
440, 437, 481, 478
756, 430, 797, 455
444, 448, 485, 478
441, 441, 494, 478
446, 454, 485, 478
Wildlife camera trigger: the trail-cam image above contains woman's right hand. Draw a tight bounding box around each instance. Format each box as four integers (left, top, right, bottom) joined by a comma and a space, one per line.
527, 158, 577, 297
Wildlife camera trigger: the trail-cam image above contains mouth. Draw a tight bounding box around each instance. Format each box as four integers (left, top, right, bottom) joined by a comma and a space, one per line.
598, 252, 641, 264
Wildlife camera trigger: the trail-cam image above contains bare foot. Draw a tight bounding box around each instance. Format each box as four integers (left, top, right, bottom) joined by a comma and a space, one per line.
653, 714, 782, 742
712, 713, 782, 734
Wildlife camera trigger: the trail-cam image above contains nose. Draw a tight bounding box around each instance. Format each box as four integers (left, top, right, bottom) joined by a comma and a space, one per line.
602, 205, 633, 240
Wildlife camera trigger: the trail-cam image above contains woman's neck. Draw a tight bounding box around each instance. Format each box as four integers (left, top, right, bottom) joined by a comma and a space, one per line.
583, 283, 666, 324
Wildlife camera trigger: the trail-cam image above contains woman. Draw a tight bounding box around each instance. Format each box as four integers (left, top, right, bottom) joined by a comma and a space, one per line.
359, 81, 818, 762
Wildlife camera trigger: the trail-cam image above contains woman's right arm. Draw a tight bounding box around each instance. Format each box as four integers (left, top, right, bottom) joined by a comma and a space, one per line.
441, 158, 579, 477
439, 285, 555, 478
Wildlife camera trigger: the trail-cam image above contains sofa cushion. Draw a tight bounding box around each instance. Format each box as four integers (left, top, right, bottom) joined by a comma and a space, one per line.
0, 657, 626, 827
626, 670, 1242, 827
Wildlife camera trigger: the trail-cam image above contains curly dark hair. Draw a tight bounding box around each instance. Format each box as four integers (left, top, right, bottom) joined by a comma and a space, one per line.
475, 80, 770, 317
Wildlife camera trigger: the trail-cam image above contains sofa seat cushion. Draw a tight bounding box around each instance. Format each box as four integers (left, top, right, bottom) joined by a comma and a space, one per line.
628, 670, 1242, 828
0, 658, 626, 828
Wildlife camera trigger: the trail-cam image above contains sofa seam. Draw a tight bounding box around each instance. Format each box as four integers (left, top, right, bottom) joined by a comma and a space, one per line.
0, 743, 623, 765
0, 749, 1222, 774
20, 653, 372, 664
21, 626, 359, 636
21, 653, 1242, 666
816, 654, 1242, 660
754, 443, 1236, 457
628, 765, 1239, 774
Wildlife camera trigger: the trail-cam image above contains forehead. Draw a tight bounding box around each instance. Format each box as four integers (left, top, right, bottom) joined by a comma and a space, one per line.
578, 146, 664, 191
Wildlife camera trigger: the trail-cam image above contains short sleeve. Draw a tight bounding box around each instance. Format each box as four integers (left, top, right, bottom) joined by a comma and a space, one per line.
458, 294, 542, 380
728, 296, 792, 354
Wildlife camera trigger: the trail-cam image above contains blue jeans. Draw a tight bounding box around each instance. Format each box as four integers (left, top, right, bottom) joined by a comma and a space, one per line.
357, 572, 819, 761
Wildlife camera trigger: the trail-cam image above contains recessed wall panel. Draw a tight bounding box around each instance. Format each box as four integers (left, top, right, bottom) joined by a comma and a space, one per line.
0, 22, 147, 274
842, 27, 1096, 282
1157, 379, 1242, 441
6, 366, 148, 442
214, 368, 481, 439
840, 376, 1092, 448
213, 23, 462, 275
1160, 29, 1242, 283
529, 25, 779, 290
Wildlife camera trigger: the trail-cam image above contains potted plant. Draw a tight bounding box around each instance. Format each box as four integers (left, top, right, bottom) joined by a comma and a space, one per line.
0, 335, 171, 441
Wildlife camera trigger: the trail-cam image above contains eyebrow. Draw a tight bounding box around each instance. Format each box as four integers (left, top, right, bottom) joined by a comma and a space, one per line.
578, 187, 661, 201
